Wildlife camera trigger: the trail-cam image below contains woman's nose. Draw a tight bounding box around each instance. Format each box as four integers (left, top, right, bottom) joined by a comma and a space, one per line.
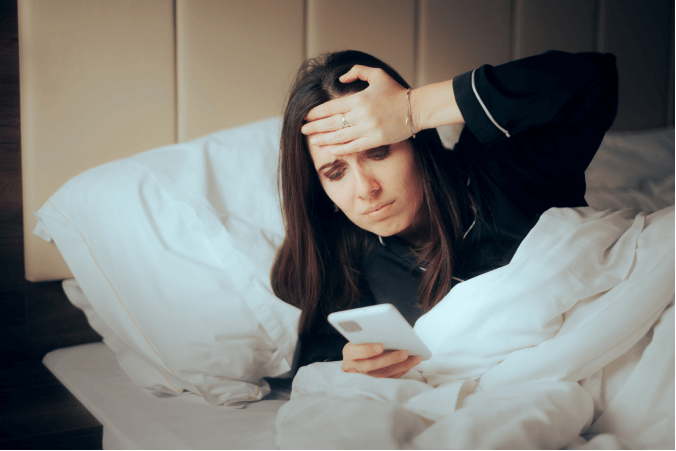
355, 169, 380, 199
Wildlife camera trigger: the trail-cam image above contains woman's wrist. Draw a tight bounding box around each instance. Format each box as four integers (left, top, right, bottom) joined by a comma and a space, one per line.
410, 79, 465, 133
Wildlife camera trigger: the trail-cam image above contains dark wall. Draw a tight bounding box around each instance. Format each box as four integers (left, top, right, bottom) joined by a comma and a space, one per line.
0, 0, 27, 362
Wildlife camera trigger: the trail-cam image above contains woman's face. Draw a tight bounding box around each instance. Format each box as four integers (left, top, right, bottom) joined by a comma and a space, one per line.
308, 138, 425, 241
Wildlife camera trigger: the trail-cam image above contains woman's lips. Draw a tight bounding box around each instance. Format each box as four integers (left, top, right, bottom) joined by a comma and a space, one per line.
365, 201, 394, 219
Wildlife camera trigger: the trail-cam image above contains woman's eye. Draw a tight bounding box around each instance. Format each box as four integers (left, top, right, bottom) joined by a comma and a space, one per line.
327, 169, 344, 181
369, 148, 389, 160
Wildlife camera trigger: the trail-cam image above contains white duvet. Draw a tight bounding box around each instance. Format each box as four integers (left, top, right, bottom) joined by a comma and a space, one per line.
276, 206, 675, 449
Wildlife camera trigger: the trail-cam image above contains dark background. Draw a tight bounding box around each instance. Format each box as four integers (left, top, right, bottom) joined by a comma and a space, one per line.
0, 1, 103, 448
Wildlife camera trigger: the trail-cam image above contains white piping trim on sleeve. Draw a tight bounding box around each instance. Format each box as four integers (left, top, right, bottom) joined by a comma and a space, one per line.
471, 69, 511, 138
462, 177, 476, 240
463, 216, 476, 240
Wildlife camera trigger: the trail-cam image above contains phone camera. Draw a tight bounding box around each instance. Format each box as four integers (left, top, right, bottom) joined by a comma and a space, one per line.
338, 321, 362, 333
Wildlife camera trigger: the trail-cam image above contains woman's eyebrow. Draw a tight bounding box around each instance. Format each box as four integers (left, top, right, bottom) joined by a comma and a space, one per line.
316, 146, 386, 173
317, 160, 342, 173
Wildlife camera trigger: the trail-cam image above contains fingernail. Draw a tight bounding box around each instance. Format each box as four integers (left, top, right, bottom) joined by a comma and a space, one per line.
373, 344, 382, 352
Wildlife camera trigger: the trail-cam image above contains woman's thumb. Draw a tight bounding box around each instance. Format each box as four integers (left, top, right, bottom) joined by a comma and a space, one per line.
339, 65, 371, 84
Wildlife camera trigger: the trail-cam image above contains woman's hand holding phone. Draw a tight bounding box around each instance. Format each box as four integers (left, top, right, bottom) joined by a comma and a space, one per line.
329, 304, 431, 377
341, 342, 422, 378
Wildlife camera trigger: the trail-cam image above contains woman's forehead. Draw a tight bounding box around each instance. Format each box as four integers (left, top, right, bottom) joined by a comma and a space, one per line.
308, 140, 411, 169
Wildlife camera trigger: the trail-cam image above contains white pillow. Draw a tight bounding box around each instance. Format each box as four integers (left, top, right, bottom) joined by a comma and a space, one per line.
436, 123, 464, 149
442, 125, 675, 212
585, 127, 675, 212
34, 117, 300, 407
586, 127, 674, 189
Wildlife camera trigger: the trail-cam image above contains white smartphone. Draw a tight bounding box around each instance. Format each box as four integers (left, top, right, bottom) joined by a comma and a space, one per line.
327, 303, 432, 361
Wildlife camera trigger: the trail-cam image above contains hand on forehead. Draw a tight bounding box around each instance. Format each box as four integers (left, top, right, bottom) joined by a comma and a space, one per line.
302, 64, 413, 157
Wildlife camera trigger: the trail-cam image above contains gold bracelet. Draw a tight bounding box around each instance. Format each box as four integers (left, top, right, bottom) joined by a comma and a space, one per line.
405, 88, 416, 138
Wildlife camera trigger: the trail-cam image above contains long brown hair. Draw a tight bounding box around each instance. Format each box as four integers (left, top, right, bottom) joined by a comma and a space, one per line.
271, 50, 474, 335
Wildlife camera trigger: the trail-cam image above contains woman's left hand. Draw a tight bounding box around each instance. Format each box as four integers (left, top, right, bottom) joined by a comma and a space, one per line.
301, 65, 413, 156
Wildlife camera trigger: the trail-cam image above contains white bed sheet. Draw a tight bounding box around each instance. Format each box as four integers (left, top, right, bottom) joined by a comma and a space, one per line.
42, 343, 291, 450
41, 126, 673, 449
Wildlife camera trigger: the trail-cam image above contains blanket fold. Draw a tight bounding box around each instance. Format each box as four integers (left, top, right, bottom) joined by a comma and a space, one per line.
276, 207, 675, 450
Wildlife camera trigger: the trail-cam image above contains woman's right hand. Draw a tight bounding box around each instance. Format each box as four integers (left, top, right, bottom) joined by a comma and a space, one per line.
302, 65, 412, 156
342, 342, 422, 378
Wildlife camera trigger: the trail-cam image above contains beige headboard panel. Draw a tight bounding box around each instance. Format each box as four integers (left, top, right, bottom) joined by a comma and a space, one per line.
19, 0, 177, 281
20, 0, 674, 281
176, 0, 305, 141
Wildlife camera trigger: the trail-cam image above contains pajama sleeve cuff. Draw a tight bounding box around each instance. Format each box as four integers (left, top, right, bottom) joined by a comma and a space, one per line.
453, 65, 511, 146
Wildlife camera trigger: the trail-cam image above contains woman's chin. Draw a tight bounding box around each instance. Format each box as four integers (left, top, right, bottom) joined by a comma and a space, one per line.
363, 220, 409, 239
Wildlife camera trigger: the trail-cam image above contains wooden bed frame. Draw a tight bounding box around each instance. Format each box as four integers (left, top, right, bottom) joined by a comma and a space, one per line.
19, 0, 674, 282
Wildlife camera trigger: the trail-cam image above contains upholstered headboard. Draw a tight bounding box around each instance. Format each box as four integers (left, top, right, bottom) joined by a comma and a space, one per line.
19, 0, 674, 281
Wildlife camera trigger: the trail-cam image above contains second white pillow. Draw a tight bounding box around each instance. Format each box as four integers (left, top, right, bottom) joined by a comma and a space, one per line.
34, 117, 300, 407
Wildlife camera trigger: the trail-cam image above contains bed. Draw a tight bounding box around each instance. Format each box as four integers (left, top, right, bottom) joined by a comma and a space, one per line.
19, 0, 674, 449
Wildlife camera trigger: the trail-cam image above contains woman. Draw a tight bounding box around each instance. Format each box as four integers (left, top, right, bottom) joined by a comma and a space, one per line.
271, 49, 618, 378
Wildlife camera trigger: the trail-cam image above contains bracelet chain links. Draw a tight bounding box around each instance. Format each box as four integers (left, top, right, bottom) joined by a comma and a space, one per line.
405, 88, 416, 138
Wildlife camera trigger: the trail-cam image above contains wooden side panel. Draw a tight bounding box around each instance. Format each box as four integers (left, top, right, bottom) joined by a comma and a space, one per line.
176, 0, 304, 141
416, 0, 512, 87
19, 0, 176, 281
306, 0, 416, 84
513, 0, 598, 59
598, 0, 672, 130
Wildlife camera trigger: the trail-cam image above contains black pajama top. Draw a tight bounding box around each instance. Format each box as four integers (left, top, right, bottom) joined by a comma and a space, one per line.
297, 50, 619, 370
